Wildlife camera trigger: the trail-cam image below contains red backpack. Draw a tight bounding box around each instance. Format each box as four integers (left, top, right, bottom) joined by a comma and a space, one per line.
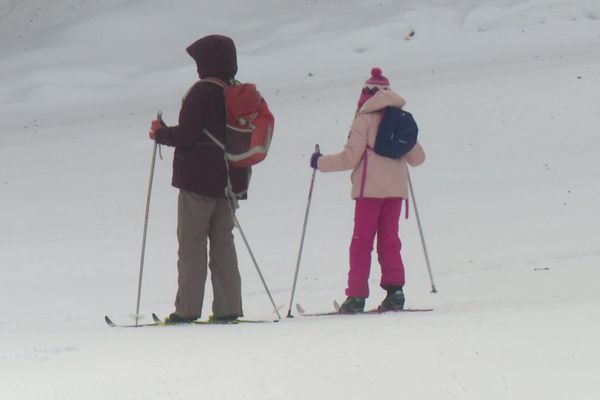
203, 78, 274, 167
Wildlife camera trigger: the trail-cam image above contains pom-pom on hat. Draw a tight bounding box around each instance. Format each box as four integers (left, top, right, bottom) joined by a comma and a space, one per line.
357, 67, 390, 110
363, 67, 390, 90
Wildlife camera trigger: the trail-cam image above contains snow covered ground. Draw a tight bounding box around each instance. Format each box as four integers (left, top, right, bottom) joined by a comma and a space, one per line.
1, 0, 600, 399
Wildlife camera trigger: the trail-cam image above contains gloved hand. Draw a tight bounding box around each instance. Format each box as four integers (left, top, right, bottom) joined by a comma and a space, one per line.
310, 151, 322, 169
149, 119, 162, 140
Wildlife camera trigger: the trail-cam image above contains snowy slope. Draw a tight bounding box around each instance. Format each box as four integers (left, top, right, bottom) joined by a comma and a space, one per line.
1, 0, 600, 399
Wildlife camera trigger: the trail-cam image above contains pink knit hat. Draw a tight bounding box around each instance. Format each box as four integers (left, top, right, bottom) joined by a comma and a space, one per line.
357, 67, 390, 109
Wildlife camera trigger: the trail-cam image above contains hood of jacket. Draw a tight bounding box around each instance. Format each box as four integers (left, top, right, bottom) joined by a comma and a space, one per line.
186, 35, 238, 80
358, 89, 406, 114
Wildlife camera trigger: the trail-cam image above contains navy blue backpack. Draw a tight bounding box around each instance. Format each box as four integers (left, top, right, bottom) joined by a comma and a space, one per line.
373, 107, 418, 159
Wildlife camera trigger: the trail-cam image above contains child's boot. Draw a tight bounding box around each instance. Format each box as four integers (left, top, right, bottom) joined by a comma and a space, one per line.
339, 297, 366, 314
380, 287, 405, 311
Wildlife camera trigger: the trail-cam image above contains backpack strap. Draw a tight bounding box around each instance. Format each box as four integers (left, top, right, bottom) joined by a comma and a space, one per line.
199, 77, 229, 149
202, 77, 227, 88
202, 77, 240, 88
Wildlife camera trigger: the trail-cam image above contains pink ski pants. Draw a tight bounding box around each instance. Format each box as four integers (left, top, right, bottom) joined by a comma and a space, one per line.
346, 197, 405, 298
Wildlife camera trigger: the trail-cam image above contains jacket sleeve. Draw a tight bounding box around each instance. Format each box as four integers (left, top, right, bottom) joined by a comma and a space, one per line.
155, 84, 211, 147
317, 114, 369, 172
405, 142, 425, 166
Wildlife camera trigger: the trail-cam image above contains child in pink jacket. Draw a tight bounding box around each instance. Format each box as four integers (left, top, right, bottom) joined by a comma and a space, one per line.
310, 68, 425, 313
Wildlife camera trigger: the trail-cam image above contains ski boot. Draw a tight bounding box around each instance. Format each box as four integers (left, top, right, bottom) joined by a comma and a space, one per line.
379, 287, 405, 311
165, 312, 198, 324
338, 297, 366, 314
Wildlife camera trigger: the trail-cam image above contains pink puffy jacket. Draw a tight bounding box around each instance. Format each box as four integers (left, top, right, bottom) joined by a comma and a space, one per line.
317, 90, 425, 199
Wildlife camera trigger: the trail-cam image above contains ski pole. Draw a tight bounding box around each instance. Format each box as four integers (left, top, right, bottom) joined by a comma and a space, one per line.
407, 170, 437, 293
133, 111, 163, 326
287, 144, 320, 317
233, 214, 282, 320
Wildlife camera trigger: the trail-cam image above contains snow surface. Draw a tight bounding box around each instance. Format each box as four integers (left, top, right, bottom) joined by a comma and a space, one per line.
1, 0, 600, 399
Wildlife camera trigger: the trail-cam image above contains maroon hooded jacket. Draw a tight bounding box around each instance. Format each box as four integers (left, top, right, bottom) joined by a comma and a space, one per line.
155, 35, 250, 198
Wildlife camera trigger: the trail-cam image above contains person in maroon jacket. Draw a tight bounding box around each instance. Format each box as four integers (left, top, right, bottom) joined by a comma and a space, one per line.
149, 35, 249, 323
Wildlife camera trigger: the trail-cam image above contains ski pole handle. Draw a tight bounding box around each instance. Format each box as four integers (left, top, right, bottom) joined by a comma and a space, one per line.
309, 144, 321, 171
157, 111, 166, 127
155, 111, 165, 159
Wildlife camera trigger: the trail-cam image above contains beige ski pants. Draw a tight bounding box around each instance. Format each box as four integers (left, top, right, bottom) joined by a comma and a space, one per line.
174, 190, 242, 319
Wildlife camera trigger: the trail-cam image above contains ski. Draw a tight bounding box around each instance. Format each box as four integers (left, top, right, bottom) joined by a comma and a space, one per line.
295, 302, 433, 317
334, 299, 433, 314
367, 307, 433, 314
296, 303, 339, 317
104, 315, 160, 328
151, 313, 275, 325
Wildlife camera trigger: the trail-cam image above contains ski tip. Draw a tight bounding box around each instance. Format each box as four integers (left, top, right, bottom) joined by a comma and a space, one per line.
152, 313, 162, 323
104, 315, 116, 327
295, 303, 306, 315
